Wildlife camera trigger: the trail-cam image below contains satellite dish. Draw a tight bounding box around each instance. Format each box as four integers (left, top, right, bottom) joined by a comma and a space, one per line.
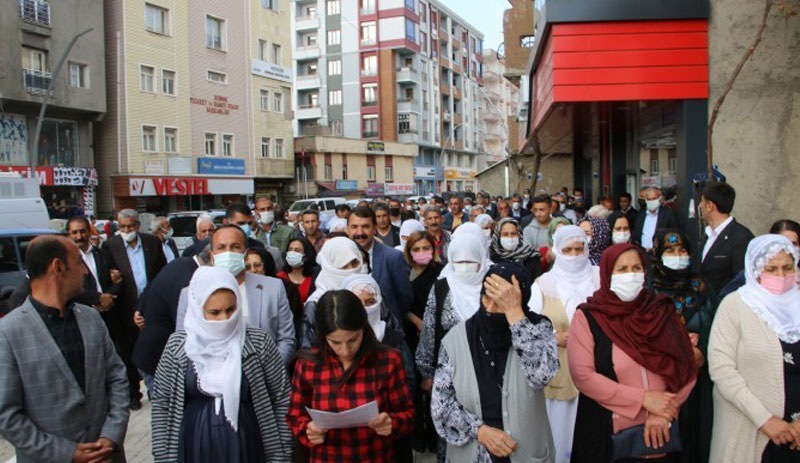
496, 42, 505, 61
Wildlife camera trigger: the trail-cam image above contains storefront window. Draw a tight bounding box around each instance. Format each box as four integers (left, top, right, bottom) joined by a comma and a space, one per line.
37, 119, 78, 167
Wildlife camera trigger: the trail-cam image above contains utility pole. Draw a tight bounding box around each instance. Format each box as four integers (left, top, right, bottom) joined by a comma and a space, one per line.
30, 27, 93, 172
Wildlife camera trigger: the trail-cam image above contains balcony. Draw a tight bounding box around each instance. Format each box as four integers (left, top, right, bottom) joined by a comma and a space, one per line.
295, 74, 321, 90
396, 67, 418, 84
296, 104, 322, 120
256, 158, 294, 178
453, 113, 463, 125
398, 132, 418, 144
453, 86, 462, 100
295, 45, 320, 60
295, 14, 319, 31
484, 70, 500, 82
19, 0, 50, 27
22, 69, 51, 94
440, 83, 450, 95
397, 98, 417, 112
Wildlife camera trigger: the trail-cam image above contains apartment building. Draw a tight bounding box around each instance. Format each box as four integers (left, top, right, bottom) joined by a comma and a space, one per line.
290, 0, 485, 197
0, 0, 104, 213
481, 50, 519, 167
97, 0, 294, 215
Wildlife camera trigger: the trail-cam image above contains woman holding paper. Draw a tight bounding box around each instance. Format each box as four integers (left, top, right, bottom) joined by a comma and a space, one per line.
151, 266, 292, 463
287, 289, 415, 462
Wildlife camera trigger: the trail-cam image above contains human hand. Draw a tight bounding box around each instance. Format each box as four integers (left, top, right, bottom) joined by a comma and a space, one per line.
368, 412, 393, 436
643, 391, 678, 420
643, 414, 672, 449
71, 442, 113, 463
109, 270, 122, 284
760, 416, 798, 446
790, 421, 800, 450
483, 274, 524, 324
96, 294, 116, 312
477, 424, 518, 457
692, 346, 706, 369
420, 378, 433, 393
306, 421, 326, 446
133, 311, 145, 330
555, 331, 569, 348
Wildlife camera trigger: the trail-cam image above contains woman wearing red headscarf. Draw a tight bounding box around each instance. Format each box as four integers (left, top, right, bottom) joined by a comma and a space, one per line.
568, 244, 697, 463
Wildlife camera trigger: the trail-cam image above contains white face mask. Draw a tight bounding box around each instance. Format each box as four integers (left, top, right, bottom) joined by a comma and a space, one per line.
482, 229, 491, 237
511, 202, 520, 211
646, 198, 661, 212
662, 255, 691, 271
612, 231, 631, 244
120, 231, 137, 243
286, 251, 305, 268
610, 272, 645, 302
559, 203, 566, 212
453, 262, 480, 276
259, 211, 275, 225
500, 237, 519, 251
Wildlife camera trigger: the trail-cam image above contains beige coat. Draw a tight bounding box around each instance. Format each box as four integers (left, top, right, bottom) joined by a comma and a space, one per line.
708, 292, 785, 463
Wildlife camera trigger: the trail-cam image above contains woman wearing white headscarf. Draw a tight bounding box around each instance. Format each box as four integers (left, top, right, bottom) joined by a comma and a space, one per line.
529, 225, 600, 463
395, 219, 426, 251
302, 237, 367, 347
152, 267, 292, 463
709, 234, 800, 463
474, 213, 495, 249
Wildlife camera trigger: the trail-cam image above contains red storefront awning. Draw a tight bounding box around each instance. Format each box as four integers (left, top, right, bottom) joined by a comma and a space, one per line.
530, 19, 709, 131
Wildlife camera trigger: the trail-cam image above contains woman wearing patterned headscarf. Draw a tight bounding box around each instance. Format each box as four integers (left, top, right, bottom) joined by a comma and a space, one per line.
490, 217, 542, 282
578, 216, 612, 265
650, 229, 718, 463
709, 234, 800, 463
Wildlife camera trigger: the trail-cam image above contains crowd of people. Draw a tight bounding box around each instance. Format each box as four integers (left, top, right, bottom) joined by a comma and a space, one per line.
0, 181, 799, 463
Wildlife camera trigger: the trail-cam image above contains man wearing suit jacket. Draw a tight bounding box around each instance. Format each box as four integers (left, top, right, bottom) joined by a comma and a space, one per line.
176, 225, 296, 364
374, 203, 401, 248
103, 209, 167, 409
347, 206, 413, 322
0, 236, 129, 463
632, 187, 679, 251
698, 182, 754, 294
152, 216, 179, 263
442, 196, 471, 232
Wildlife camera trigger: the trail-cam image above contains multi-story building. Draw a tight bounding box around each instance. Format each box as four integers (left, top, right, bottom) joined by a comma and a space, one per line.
0, 0, 105, 213
480, 50, 519, 167
97, 0, 294, 215
290, 0, 485, 198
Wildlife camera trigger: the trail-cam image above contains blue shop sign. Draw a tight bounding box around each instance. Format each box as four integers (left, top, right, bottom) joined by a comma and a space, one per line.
336, 180, 359, 190
197, 157, 245, 175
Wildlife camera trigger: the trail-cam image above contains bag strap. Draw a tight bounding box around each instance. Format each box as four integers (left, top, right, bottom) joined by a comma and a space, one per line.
432, 278, 450, 366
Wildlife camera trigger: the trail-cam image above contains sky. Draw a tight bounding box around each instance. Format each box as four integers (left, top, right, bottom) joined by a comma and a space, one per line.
437, 0, 506, 53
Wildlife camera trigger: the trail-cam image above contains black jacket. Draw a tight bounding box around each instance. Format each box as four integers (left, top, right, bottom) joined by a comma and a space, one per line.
375, 225, 401, 248
181, 236, 264, 258
632, 206, 679, 248
698, 218, 754, 294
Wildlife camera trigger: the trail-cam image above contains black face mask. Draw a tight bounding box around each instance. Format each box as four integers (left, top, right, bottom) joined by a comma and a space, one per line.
389, 207, 401, 216
637, 198, 647, 210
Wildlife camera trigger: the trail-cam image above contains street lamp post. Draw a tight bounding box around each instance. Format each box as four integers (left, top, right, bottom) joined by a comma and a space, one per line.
30, 27, 94, 172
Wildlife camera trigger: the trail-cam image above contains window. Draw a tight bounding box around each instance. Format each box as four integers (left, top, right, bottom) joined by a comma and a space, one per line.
205, 132, 217, 155
306, 62, 318, 75
258, 39, 269, 61
651, 159, 659, 173
420, 31, 427, 53
419, 2, 426, 22
222, 134, 234, 156
140, 65, 155, 92
362, 83, 377, 105
36, 120, 77, 166
68, 62, 88, 88
327, 29, 341, 46
405, 19, 415, 41
206, 15, 225, 50
304, 93, 319, 107
260, 89, 269, 111
326, 0, 340, 15
262, 0, 278, 11
23, 47, 48, 72
329, 89, 342, 105
367, 166, 376, 181
305, 34, 317, 46
142, 125, 157, 152
275, 139, 284, 158
330, 120, 343, 136
361, 55, 377, 75
324, 164, 332, 180
520, 35, 535, 48
164, 127, 177, 152
328, 59, 341, 75
362, 115, 378, 137
272, 44, 282, 65
273, 92, 283, 112
342, 162, 348, 180
161, 69, 175, 95
361, 22, 376, 45
145, 4, 169, 35
207, 70, 227, 83
385, 166, 394, 182
361, 0, 375, 14
261, 137, 270, 157
405, 0, 415, 12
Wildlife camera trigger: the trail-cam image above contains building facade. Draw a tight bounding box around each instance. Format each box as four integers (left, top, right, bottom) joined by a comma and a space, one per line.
0, 0, 105, 213
290, 0, 485, 197
96, 0, 294, 216
480, 50, 519, 167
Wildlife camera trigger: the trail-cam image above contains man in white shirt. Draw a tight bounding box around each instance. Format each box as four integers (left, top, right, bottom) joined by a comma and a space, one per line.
152, 217, 178, 263
632, 187, 678, 251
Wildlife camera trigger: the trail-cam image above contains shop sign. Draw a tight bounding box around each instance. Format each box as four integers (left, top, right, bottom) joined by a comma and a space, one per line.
641, 175, 660, 188
251, 59, 293, 83
660, 174, 678, 188
168, 156, 193, 175
144, 160, 165, 175
336, 180, 359, 191
366, 141, 385, 154
385, 183, 414, 195
129, 177, 209, 196
0, 166, 98, 187
0, 113, 28, 165
444, 169, 477, 179
189, 95, 240, 116
413, 167, 436, 178
198, 157, 245, 175
366, 183, 385, 196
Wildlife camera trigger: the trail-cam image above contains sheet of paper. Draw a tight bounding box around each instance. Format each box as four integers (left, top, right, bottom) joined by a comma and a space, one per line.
306, 400, 379, 430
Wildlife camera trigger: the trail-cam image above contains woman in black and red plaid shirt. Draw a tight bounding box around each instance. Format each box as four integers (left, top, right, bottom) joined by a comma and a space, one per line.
287, 290, 415, 462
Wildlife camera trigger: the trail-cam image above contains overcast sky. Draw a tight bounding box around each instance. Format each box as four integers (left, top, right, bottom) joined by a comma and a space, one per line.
437, 0, 506, 52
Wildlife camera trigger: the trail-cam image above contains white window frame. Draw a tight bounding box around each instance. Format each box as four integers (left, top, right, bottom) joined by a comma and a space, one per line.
221, 133, 234, 157
207, 69, 228, 84
385, 166, 394, 182
323, 164, 332, 181
272, 43, 282, 65
140, 64, 155, 92
273, 91, 283, 113
142, 125, 157, 152
205, 15, 226, 51
328, 89, 342, 106
362, 55, 377, 76
258, 39, 269, 61
261, 137, 271, 158
163, 127, 177, 153
275, 138, 285, 158
145, 3, 169, 35
260, 89, 270, 111
68, 62, 88, 88
161, 68, 176, 95
327, 29, 341, 46
204, 132, 217, 156
366, 165, 376, 182
262, 0, 279, 11
328, 59, 341, 75
326, 0, 340, 15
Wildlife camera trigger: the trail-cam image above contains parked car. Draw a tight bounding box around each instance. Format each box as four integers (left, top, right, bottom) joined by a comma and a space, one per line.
287, 197, 346, 225
0, 228, 57, 315
167, 210, 226, 254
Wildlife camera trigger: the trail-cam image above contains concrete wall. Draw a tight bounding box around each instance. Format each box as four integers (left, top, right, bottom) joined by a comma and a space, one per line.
477, 153, 574, 198
708, 0, 800, 233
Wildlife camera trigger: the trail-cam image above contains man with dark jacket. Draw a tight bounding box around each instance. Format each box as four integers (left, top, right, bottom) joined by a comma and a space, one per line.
374, 203, 401, 248
442, 196, 470, 232
632, 187, 679, 251
152, 216, 179, 263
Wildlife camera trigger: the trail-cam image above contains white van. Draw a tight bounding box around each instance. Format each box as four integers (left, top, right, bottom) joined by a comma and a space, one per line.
287, 197, 346, 225
0, 175, 50, 230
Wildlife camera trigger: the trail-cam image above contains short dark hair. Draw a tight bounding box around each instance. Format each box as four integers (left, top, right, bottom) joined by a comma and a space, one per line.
532, 194, 551, 206
225, 203, 252, 220
349, 205, 376, 225
301, 209, 319, 220
702, 182, 736, 214
246, 247, 276, 277
619, 192, 632, 201
212, 224, 247, 245
335, 204, 351, 214
26, 236, 70, 281
373, 203, 389, 214
66, 216, 91, 231
770, 219, 800, 238
573, 187, 584, 195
